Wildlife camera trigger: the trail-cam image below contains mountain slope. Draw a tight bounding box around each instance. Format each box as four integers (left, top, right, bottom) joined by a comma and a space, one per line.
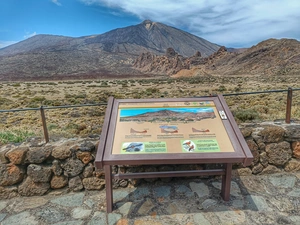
134, 38, 300, 77
201, 38, 300, 76
84, 20, 220, 57
0, 20, 220, 81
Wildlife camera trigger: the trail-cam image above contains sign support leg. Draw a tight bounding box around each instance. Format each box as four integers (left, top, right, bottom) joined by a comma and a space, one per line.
104, 165, 113, 213
221, 163, 232, 201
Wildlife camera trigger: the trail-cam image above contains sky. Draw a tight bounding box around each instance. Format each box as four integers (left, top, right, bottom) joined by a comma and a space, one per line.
1, 0, 300, 49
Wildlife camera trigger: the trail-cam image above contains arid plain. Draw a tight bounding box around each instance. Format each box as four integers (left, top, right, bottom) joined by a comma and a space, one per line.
0, 74, 299, 144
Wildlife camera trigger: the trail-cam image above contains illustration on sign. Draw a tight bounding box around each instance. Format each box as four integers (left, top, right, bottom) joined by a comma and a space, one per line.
121, 142, 167, 154
120, 107, 216, 123
181, 139, 220, 152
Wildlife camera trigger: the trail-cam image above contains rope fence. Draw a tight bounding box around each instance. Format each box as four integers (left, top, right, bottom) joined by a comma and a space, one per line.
1, 87, 299, 143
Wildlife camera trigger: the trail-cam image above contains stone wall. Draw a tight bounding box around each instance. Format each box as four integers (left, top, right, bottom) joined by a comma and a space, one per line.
0, 122, 299, 199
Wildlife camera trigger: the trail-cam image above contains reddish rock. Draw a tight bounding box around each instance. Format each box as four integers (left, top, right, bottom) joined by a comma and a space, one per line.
50, 175, 68, 189
18, 177, 50, 196
292, 141, 300, 158
0, 163, 25, 186
266, 141, 292, 166
6, 147, 28, 164
82, 177, 105, 190
76, 151, 93, 164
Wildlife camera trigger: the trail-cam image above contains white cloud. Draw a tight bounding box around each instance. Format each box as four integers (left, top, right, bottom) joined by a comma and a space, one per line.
51, 0, 62, 6
0, 41, 18, 49
80, 0, 300, 47
24, 32, 37, 39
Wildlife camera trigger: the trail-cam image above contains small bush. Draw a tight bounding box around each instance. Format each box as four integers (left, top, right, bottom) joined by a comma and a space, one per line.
233, 109, 260, 122
0, 129, 35, 144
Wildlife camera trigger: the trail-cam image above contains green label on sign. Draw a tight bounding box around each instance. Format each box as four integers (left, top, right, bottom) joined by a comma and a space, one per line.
121, 142, 167, 154
181, 139, 220, 152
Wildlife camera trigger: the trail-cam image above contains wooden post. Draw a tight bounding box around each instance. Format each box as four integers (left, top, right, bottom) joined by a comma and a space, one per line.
221, 163, 232, 201
105, 165, 113, 213
40, 106, 49, 143
285, 87, 293, 124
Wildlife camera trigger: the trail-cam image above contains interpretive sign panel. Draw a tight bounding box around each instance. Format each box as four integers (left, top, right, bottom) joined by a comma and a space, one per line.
113, 100, 234, 155
95, 96, 253, 212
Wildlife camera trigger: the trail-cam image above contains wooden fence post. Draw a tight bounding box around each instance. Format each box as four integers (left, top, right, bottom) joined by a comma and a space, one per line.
40, 106, 49, 143
285, 87, 293, 124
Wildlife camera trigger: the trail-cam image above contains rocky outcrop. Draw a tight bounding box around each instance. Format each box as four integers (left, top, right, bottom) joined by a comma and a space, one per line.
133, 47, 202, 75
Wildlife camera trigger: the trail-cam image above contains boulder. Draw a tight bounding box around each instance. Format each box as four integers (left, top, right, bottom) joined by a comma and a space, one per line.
26, 146, 52, 163
258, 125, 285, 143
284, 125, 300, 141
240, 127, 252, 138
83, 163, 94, 178
252, 134, 266, 150
68, 176, 83, 192
78, 141, 95, 152
292, 141, 300, 158
233, 167, 252, 176
18, 177, 50, 196
0, 145, 12, 164
166, 47, 176, 57
50, 175, 68, 189
61, 158, 85, 177
52, 141, 77, 159
27, 164, 52, 183
76, 151, 93, 164
82, 177, 105, 190
284, 159, 300, 172
0, 186, 19, 199
52, 159, 63, 176
260, 165, 281, 174
246, 139, 259, 165
259, 152, 268, 167
6, 147, 28, 164
266, 141, 292, 166
194, 51, 201, 57
0, 163, 24, 186
252, 163, 264, 174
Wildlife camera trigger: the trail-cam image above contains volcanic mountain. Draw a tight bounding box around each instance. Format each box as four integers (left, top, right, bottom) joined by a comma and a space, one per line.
0, 20, 220, 81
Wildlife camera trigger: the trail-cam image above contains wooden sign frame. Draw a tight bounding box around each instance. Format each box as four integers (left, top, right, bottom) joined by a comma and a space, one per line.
95, 95, 253, 212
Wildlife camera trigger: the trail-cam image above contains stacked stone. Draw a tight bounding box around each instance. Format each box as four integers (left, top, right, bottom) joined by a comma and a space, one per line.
238, 123, 300, 175
0, 138, 104, 198
0, 122, 300, 199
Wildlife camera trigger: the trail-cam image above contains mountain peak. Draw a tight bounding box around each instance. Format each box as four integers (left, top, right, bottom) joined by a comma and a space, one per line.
142, 20, 153, 24
142, 20, 156, 30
